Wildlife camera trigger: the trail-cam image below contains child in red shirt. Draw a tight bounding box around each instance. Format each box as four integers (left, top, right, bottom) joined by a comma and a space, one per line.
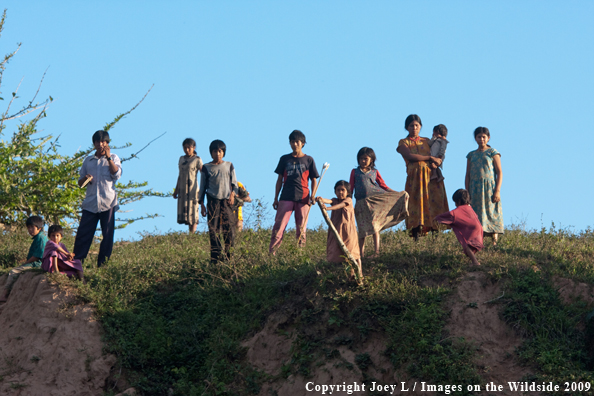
435, 189, 483, 266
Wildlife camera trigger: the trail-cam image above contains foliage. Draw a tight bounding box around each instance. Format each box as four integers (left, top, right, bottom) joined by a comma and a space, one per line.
3, 223, 594, 394
0, 9, 168, 228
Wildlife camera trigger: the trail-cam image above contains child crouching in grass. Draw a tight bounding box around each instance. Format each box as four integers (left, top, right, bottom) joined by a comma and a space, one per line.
317, 180, 363, 282
42, 225, 84, 281
434, 189, 483, 266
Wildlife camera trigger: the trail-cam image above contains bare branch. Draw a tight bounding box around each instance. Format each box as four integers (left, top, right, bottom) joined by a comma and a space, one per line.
103, 84, 154, 132
121, 131, 167, 162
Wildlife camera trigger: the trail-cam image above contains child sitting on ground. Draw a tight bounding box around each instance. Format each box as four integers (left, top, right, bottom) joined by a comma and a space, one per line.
428, 124, 449, 182
0, 215, 48, 303
42, 225, 84, 280
199, 139, 238, 263
434, 189, 483, 266
317, 181, 363, 282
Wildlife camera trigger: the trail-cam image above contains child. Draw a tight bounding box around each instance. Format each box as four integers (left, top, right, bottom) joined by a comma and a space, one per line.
435, 189, 483, 266
428, 124, 449, 182
317, 181, 363, 281
350, 147, 408, 258
269, 130, 319, 253
233, 181, 252, 232
42, 225, 85, 280
0, 216, 48, 302
465, 127, 503, 245
199, 140, 238, 263
174, 138, 203, 234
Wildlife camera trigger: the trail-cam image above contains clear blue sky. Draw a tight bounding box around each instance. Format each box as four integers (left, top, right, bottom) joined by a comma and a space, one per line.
2, 1, 593, 240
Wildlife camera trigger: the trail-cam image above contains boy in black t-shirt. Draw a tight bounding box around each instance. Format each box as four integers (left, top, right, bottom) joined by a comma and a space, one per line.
269, 130, 319, 253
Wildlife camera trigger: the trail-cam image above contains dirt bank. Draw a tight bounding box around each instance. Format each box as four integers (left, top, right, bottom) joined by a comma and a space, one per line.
0, 272, 115, 396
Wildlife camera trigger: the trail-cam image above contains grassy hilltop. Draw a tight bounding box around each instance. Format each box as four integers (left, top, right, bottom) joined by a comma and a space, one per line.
2, 220, 594, 395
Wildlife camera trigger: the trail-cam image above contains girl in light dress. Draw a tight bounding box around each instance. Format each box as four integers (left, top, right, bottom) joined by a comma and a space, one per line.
465, 127, 503, 245
317, 181, 363, 282
349, 147, 408, 258
173, 138, 203, 234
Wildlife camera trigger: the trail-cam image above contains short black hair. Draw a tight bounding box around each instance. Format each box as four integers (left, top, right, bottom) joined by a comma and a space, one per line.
48, 224, 64, 237
452, 189, 471, 206
356, 147, 376, 169
25, 215, 44, 229
92, 130, 111, 144
209, 139, 226, 156
334, 180, 352, 197
404, 114, 422, 130
182, 138, 196, 147
288, 130, 306, 145
433, 124, 448, 138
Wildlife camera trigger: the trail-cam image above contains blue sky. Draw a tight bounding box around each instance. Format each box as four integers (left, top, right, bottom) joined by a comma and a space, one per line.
1, 1, 593, 240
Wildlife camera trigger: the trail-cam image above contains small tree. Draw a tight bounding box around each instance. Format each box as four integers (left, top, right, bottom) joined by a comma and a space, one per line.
0, 10, 169, 228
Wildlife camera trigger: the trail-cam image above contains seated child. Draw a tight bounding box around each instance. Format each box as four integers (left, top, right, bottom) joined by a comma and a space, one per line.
434, 189, 483, 266
316, 181, 363, 282
42, 225, 84, 280
0, 215, 48, 302
428, 124, 449, 182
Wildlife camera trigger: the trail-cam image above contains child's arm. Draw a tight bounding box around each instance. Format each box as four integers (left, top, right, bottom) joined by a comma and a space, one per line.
173, 175, 180, 199
310, 177, 318, 205
375, 171, 394, 192
326, 201, 347, 211
436, 139, 448, 159
55, 245, 74, 261
464, 158, 471, 192
21, 256, 42, 265
198, 166, 208, 216
349, 169, 355, 194
316, 196, 333, 205
316, 197, 347, 211
492, 154, 502, 203
272, 174, 283, 210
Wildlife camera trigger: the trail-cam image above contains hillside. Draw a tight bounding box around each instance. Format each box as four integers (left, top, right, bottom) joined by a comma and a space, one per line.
1, 225, 594, 395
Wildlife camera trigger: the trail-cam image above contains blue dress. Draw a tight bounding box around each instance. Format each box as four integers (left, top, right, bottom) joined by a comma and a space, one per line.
467, 148, 503, 234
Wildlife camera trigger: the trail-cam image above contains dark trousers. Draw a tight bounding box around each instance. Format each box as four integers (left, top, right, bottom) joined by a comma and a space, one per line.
73, 207, 116, 267
207, 197, 236, 263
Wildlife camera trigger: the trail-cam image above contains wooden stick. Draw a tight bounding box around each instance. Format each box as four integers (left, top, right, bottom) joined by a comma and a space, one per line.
297, 167, 327, 245
316, 200, 363, 285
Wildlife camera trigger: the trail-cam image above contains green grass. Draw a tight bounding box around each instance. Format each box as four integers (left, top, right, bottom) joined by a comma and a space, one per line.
2, 223, 594, 395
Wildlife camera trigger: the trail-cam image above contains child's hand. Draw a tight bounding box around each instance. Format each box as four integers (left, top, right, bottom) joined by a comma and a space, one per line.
272, 199, 279, 210
200, 203, 207, 217
67, 252, 75, 261
430, 163, 438, 169
492, 191, 501, 203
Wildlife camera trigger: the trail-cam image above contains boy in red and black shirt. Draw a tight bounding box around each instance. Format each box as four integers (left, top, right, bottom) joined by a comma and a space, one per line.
270, 130, 319, 253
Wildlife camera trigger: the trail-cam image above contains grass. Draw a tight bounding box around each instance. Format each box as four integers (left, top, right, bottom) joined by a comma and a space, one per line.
2, 221, 594, 395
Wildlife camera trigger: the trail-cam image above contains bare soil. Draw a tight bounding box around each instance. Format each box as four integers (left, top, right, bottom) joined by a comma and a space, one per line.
244, 271, 540, 396
0, 272, 115, 396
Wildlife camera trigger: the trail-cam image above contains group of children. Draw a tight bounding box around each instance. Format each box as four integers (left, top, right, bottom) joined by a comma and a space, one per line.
0, 216, 84, 303
172, 123, 501, 277
1, 123, 498, 299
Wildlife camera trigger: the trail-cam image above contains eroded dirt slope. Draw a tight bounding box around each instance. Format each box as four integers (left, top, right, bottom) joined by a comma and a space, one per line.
0, 272, 115, 396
